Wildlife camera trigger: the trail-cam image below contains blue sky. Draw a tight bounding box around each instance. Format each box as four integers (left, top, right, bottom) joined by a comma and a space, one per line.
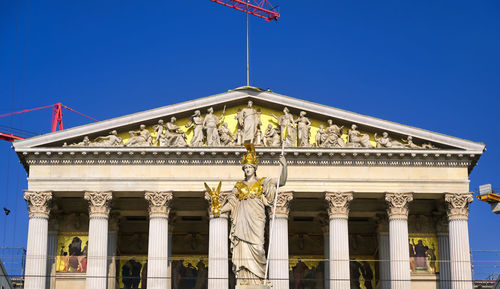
1, 0, 499, 279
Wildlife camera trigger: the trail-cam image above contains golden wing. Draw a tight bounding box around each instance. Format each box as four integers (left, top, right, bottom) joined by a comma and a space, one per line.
216, 181, 222, 195
204, 182, 212, 195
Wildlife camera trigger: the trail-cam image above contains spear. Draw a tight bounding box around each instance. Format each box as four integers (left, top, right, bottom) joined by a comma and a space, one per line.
264, 125, 287, 282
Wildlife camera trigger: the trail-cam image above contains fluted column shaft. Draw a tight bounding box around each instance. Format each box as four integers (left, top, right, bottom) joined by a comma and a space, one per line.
325, 192, 353, 289
208, 215, 229, 289
47, 226, 58, 289
145, 191, 173, 289
268, 192, 293, 289
24, 191, 52, 289
321, 225, 330, 289
85, 191, 113, 289
445, 193, 473, 289
385, 193, 413, 289
107, 216, 119, 289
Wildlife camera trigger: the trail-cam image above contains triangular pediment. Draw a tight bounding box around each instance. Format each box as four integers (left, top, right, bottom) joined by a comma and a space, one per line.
12, 86, 485, 152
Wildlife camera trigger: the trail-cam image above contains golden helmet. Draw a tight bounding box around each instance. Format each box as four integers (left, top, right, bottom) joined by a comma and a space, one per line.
241, 144, 259, 166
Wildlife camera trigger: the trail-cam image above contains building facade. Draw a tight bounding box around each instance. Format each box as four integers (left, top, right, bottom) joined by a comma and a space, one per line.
13, 87, 484, 289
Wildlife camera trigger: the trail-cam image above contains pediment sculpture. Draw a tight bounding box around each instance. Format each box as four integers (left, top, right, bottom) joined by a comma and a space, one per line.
63, 103, 441, 150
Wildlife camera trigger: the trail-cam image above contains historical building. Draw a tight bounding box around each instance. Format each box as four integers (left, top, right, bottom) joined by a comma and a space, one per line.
13, 87, 484, 289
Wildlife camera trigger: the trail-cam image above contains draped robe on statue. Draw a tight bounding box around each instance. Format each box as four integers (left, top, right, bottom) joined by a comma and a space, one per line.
225, 177, 277, 285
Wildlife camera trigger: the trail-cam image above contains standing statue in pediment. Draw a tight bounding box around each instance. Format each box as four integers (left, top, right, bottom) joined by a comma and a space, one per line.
164, 117, 187, 147
271, 107, 296, 147
203, 107, 224, 146
94, 130, 124, 147
237, 101, 261, 144
347, 124, 373, 148
219, 122, 235, 146
264, 124, 281, 147
295, 111, 311, 147
374, 132, 405, 148
186, 110, 204, 146
153, 120, 165, 146
315, 125, 327, 147
126, 125, 152, 147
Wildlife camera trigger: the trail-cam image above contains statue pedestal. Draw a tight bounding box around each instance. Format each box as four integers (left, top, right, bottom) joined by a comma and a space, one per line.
236, 285, 272, 289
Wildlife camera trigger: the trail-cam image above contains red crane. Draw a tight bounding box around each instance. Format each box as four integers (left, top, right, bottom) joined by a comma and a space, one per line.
210, 0, 280, 21
0, 103, 97, 142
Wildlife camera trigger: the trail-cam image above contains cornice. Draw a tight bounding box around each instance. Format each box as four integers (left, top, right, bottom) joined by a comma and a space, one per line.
17, 147, 478, 172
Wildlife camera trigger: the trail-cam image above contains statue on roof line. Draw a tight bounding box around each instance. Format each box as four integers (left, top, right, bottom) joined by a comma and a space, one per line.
186, 110, 204, 147
164, 117, 187, 147
295, 111, 311, 147
321, 120, 345, 148
153, 120, 165, 146
126, 125, 152, 147
203, 107, 225, 147
271, 107, 295, 147
237, 101, 262, 145
218, 144, 287, 286
264, 124, 281, 147
219, 122, 235, 146
374, 132, 405, 148
347, 124, 373, 148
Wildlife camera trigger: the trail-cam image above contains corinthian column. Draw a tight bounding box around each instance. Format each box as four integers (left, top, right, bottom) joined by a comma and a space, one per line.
325, 192, 353, 289
24, 191, 52, 289
376, 214, 390, 289
85, 191, 113, 289
145, 191, 173, 289
206, 191, 230, 289
385, 193, 413, 289
445, 193, 473, 289
268, 192, 293, 289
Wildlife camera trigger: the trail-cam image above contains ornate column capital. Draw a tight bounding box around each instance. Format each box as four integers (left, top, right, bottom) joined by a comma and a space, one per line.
445, 193, 473, 220
268, 191, 293, 218
24, 191, 53, 218
145, 191, 173, 218
84, 191, 113, 218
325, 192, 353, 219
205, 190, 230, 218
385, 193, 413, 219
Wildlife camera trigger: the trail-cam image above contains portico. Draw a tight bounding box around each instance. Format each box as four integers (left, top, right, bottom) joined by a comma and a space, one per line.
15, 87, 483, 289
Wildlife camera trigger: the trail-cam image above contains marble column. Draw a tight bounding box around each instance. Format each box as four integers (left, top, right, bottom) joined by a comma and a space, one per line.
445, 193, 474, 289
24, 191, 53, 289
436, 214, 451, 289
268, 192, 293, 289
46, 218, 59, 289
376, 214, 390, 289
145, 191, 173, 289
85, 191, 113, 289
385, 193, 413, 289
107, 214, 120, 289
325, 192, 353, 289
205, 190, 230, 289
167, 215, 176, 289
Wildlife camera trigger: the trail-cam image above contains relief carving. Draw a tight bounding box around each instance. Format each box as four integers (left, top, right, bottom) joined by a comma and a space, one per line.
126, 124, 152, 147
347, 124, 373, 148
271, 107, 296, 147
186, 110, 204, 146
24, 191, 53, 218
204, 107, 225, 146
374, 132, 405, 148
237, 101, 262, 145
164, 117, 188, 147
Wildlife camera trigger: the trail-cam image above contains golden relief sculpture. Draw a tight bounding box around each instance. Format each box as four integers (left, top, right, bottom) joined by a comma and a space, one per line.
204, 181, 222, 217
63, 103, 440, 149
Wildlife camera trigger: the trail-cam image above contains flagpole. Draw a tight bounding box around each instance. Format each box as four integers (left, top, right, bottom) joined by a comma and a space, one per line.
264, 133, 286, 282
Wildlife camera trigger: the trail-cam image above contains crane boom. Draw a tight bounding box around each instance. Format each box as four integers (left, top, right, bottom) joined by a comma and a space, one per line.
211, 0, 280, 21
